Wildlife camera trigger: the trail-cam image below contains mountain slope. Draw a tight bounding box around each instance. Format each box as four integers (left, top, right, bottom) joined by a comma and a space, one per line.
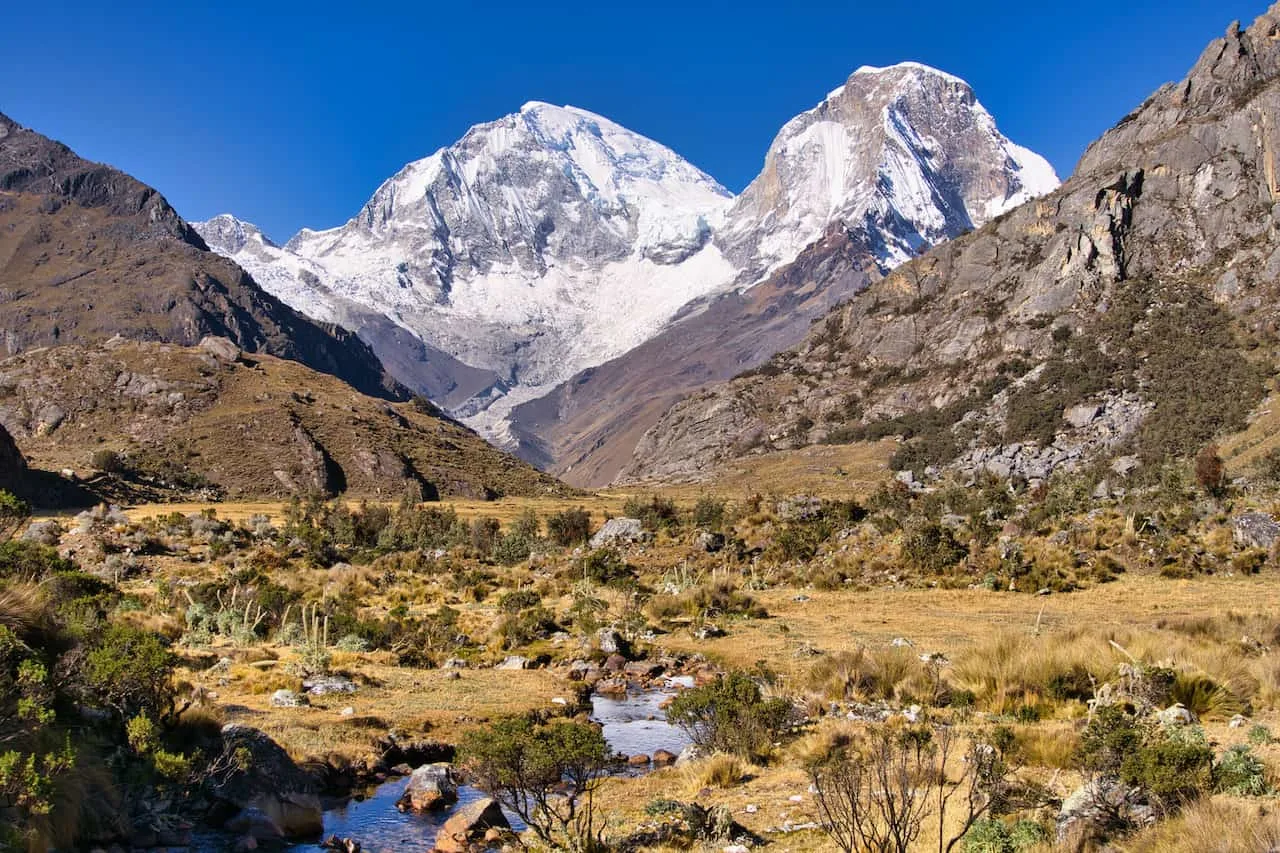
0, 339, 569, 500
623, 7, 1280, 485
0, 112, 402, 400
501, 64, 1057, 485
200, 66, 1056, 475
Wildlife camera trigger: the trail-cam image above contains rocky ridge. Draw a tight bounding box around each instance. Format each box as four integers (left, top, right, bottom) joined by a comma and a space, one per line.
196, 64, 1056, 463
0, 112, 402, 401
622, 6, 1280, 485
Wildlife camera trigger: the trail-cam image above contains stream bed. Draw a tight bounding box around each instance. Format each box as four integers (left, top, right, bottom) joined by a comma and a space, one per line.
273, 685, 691, 850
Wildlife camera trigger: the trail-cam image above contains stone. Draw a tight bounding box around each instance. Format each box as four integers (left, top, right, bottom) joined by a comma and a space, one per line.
1056, 776, 1154, 843
496, 655, 530, 670
628, 753, 651, 766
1229, 714, 1250, 729
433, 797, 510, 853
209, 725, 323, 840
1064, 404, 1101, 429
652, 749, 678, 767
1156, 703, 1197, 727
675, 744, 703, 766
270, 689, 309, 708
396, 763, 458, 812
302, 675, 357, 696
1233, 513, 1280, 550
596, 628, 624, 656
603, 653, 627, 672
589, 517, 649, 548
693, 623, 724, 640
1111, 455, 1140, 477
199, 336, 242, 363
696, 530, 727, 553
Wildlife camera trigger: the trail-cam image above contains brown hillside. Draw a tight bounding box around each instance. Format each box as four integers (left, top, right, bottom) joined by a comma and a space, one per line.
0, 339, 571, 501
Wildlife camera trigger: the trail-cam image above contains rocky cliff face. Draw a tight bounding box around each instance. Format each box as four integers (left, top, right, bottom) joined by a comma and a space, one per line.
623, 6, 1280, 485
198, 67, 1055, 459
0, 113, 403, 401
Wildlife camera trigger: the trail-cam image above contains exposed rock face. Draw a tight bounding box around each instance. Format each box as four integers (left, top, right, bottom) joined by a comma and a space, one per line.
0, 112, 401, 401
209, 725, 323, 841
1233, 512, 1280, 549
0, 423, 25, 492
624, 5, 1280, 484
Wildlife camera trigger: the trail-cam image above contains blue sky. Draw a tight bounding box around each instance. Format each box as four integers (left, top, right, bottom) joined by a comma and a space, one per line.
2, 1, 1268, 242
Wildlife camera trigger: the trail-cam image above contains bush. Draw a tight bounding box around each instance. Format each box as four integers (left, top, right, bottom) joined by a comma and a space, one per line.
901, 518, 967, 573
1078, 705, 1212, 808
691, 495, 727, 530
460, 716, 609, 852
665, 671, 792, 760
623, 495, 681, 533
1214, 744, 1269, 795
546, 508, 591, 547
575, 548, 635, 588
78, 624, 178, 722
0, 491, 29, 540
963, 818, 1048, 852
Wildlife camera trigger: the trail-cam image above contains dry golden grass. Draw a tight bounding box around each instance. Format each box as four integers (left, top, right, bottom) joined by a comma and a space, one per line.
1118, 797, 1280, 852
184, 650, 572, 761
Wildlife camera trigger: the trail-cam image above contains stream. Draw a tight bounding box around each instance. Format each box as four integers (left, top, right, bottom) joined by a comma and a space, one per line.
276, 685, 691, 850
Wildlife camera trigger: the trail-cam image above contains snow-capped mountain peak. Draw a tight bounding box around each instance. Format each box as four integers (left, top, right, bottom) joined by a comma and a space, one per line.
195, 66, 1057, 451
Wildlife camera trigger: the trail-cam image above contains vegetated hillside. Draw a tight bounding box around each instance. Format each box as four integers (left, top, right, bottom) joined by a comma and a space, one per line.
0, 338, 571, 501
623, 5, 1280, 485
0, 112, 402, 400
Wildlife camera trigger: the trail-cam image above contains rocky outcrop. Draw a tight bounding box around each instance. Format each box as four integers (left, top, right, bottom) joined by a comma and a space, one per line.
589, 518, 648, 548
1233, 512, 1280, 549
0, 112, 402, 401
208, 725, 323, 841
624, 5, 1280, 484
0, 423, 25, 492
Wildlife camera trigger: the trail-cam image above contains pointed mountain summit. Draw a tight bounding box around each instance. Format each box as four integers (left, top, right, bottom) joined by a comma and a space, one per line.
198, 66, 1056, 470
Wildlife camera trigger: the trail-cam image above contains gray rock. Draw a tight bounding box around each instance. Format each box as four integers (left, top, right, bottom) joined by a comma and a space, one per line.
1155, 703, 1197, 727
270, 689, 309, 708
198, 336, 242, 363
395, 763, 457, 812
695, 530, 727, 553
302, 675, 357, 696
1056, 776, 1154, 842
1064, 403, 1101, 429
434, 797, 510, 853
1233, 513, 1280, 550
496, 656, 530, 670
589, 517, 648, 548
210, 725, 322, 840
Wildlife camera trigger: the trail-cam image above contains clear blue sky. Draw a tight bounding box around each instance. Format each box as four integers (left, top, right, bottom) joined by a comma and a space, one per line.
2, 1, 1269, 242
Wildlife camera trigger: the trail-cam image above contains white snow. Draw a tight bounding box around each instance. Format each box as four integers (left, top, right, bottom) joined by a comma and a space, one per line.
195, 67, 1060, 448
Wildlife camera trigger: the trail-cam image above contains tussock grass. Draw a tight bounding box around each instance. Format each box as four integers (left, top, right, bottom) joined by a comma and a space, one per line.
682, 753, 751, 790
1118, 797, 1280, 852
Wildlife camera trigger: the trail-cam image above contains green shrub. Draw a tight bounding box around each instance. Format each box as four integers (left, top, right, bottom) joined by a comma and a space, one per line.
78, 624, 178, 722
546, 508, 591, 547
901, 518, 967, 573
623, 495, 681, 532
575, 548, 635, 588
1214, 744, 1269, 796
692, 495, 727, 530
963, 818, 1049, 852
666, 671, 792, 760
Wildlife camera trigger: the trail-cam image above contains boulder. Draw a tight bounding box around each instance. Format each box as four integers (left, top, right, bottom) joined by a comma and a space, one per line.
1056, 776, 1154, 843
652, 749, 678, 767
199, 335, 243, 362
1155, 703, 1197, 727
695, 530, 726, 553
303, 675, 358, 696
433, 797, 510, 853
210, 725, 323, 840
396, 764, 458, 812
270, 689, 309, 708
589, 517, 648, 548
596, 628, 625, 656
1233, 513, 1280, 550
627, 753, 651, 766
496, 655, 530, 670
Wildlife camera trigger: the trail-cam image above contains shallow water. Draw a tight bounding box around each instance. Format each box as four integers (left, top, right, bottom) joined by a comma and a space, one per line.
287, 778, 522, 852
590, 686, 691, 759
261, 687, 688, 850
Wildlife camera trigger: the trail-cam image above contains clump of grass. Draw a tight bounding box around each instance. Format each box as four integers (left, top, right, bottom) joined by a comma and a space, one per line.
1119, 798, 1280, 852
682, 753, 749, 791
1011, 724, 1080, 770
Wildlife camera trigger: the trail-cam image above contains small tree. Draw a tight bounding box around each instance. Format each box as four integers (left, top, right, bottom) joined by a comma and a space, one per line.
460, 716, 609, 852
0, 491, 29, 541
547, 508, 591, 547
665, 671, 792, 760
1194, 444, 1225, 496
